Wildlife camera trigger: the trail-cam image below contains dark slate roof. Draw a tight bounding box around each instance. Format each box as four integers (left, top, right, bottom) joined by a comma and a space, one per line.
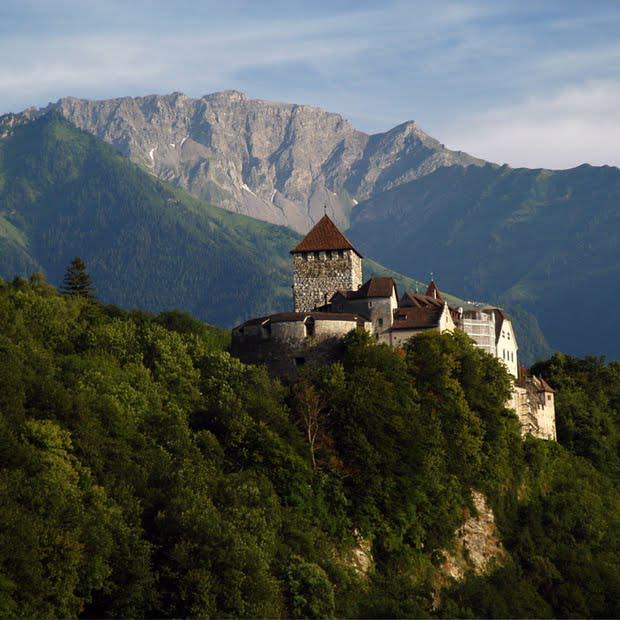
391, 305, 444, 330
291, 215, 362, 256
234, 311, 368, 330
333, 277, 397, 300
399, 291, 444, 308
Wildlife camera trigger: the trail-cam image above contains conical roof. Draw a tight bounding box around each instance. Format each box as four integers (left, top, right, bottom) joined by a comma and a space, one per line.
425, 280, 443, 300
291, 215, 362, 256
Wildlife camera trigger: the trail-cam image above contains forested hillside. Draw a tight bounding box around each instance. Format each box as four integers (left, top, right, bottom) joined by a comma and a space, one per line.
0, 111, 549, 362
0, 277, 617, 618
348, 163, 620, 359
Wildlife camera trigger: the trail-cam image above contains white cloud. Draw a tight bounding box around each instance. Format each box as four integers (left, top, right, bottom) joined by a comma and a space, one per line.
0, 1, 618, 171
444, 80, 620, 169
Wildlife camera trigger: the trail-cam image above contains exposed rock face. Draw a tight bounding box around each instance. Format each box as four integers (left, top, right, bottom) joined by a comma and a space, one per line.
441, 491, 506, 581
433, 490, 506, 607
4, 91, 485, 233
348, 531, 373, 578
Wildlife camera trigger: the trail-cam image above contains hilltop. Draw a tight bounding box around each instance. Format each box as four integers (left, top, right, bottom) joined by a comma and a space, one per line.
0, 278, 617, 618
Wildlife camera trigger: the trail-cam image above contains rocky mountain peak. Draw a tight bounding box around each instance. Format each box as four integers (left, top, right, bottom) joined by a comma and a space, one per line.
203, 89, 247, 102
2, 92, 488, 232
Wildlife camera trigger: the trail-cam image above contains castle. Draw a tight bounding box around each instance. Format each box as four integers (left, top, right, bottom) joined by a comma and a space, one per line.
232, 215, 556, 440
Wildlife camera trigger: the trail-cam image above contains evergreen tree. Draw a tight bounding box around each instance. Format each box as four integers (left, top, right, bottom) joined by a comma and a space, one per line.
61, 257, 94, 298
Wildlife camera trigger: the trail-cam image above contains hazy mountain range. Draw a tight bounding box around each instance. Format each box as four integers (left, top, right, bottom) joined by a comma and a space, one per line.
2, 91, 619, 360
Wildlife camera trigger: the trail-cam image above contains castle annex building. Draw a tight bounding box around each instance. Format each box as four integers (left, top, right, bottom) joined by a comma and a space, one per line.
232, 215, 556, 440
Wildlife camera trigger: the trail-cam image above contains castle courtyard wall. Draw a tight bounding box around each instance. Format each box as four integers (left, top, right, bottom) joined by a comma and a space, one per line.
232, 317, 366, 378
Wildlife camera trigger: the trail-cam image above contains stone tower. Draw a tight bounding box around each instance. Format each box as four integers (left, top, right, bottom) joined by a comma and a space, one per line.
291, 215, 363, 312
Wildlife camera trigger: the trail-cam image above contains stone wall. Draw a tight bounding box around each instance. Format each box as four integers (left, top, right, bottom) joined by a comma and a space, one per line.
232, 317, 366, 378
334, 293, 398, 338
293, 250, 362, 312
509, 382, 557, 440
532, 386, 557, 440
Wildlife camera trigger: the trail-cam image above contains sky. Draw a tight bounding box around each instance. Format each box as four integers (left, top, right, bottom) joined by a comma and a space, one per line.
1, 0, 619, 169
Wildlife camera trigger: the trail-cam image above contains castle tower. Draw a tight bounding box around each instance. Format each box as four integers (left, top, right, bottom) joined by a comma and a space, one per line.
291, 215, 363, 312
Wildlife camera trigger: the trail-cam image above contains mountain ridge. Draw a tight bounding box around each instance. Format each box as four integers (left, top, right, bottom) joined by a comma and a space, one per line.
0, 91, 486, 233
0, 111, 442, 327
346, 161, 620, 358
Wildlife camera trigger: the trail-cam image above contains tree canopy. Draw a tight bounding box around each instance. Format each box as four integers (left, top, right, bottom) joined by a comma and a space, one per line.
0, 278, 617, 618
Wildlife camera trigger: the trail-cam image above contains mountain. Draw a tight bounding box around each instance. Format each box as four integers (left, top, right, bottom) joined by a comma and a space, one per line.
0, 111, 430, 329
347, 163, 620, 359
7, 91, 616, 359
6, 91, 484, 233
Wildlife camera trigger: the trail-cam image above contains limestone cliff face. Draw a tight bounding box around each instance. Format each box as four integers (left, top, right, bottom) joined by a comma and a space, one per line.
441, 491, 506, 580
7, 91, 484, 233
433, 490, 506, 606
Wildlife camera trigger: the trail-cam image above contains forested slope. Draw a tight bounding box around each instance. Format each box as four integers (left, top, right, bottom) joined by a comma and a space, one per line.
0, 112, 431, 326
348, 163, 620, 359
0, 111, 550, 362
0, 277, 617, 618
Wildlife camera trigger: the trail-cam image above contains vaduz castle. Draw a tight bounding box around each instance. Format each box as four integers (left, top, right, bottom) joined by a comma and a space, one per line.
232, 215, 556, 440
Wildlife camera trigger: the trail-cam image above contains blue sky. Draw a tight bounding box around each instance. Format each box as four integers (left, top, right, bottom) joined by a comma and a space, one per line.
1, 0, 619, 169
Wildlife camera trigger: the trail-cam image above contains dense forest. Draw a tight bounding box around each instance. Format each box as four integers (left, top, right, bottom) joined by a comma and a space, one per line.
0, 275, 618, 618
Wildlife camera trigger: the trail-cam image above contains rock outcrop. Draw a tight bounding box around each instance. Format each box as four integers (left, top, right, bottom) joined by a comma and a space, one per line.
1, 91, 485, 233
433, 490, 507, 606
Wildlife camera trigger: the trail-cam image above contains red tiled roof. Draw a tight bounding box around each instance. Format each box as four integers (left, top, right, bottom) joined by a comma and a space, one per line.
291, 215, 362, 256
535, 376, 555, 393
399, 291, 444, 308
335, 277, 397, 300
425, 280, 443, 300
391, 305, 443, 330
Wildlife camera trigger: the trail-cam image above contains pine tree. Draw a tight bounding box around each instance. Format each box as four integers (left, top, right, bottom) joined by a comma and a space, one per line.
61, 257, 94, 298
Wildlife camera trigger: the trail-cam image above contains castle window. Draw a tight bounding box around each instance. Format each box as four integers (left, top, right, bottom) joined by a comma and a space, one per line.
338, 250, 344, 258
378, 318, 384, 327
314, 251, 320, 260
303, 252, 309, 261
547, 394, 552, 401
326, 251, 332, 259
305, 319, 315, 338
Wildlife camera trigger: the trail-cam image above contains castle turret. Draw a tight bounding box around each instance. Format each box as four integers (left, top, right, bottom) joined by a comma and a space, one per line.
291, 215, 363, 312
